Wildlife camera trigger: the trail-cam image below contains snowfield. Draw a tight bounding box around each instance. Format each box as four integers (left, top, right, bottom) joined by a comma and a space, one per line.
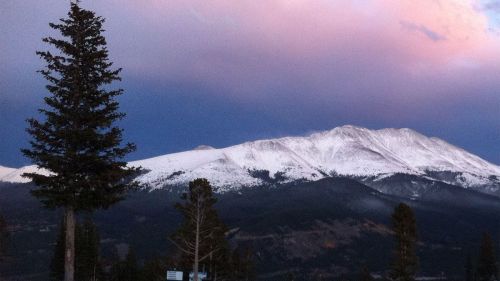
0, 165, 49, 184
2, 126, 500, 191
0, 166, 17, 180
131, 125, 500, 190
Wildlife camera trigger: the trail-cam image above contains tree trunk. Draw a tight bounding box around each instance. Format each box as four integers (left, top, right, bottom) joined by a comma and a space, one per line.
64, 206, 75, 281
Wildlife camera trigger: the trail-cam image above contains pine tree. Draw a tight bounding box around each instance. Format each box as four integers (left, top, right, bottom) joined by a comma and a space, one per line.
22, 2, 137, 281
206, 226, 233, 281
140, 257, 167, 281
389, 203, 418, 281
170, 178, 228, 281
286, 271, 296, 281
477, 233, 498, 281
466, 252, 474, 281
359, 266, 374, 281
0, 214, 8, 261
231, 246, 256, 281
123, 248, 140, 281
109, 248, 139, 281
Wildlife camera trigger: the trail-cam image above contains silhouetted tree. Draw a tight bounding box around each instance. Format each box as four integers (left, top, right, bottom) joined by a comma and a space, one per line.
0, 214, 8, 261
286, 271, 296, 281
477, 233, 497, 281
389, 203, 418, 281
123, 249, 140, 281
109, 248, 139, 281
170, 178, 228, 281
23, 2, 137, 281
359, 266, 373, 281
466, 252, 474, 281
231, 246, 256, 281
140, 257, 167, 281
205, 228, 233, 281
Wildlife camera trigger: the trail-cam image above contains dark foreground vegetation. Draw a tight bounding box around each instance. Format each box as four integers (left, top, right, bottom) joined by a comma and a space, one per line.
1, 178, 499, 281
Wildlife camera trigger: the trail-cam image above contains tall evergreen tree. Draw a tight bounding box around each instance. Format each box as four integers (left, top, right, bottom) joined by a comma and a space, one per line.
389, 203, 418, 281
477, 233, 498, 281
170, 178, 228, 281
22, 2, 137, 281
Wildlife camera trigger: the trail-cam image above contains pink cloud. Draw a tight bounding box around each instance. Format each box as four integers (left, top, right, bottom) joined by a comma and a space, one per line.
91, 0, 500, 110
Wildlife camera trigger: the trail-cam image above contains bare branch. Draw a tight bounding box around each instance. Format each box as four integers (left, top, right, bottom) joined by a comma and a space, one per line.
167, 237, 195, 256
199, 247, 221, 262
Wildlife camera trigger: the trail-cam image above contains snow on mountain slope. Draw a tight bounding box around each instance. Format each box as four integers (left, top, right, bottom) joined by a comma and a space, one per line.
0, 165, 49, 184
130, 125, 500, 190
0, 166, 17, 180
2, 126, 500, 192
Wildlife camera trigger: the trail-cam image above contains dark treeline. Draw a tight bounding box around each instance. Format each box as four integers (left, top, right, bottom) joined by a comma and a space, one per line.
0, 181, 498, 281
466, 233, 499, 281
358, 204, 499, 281
168, 179, 255, 281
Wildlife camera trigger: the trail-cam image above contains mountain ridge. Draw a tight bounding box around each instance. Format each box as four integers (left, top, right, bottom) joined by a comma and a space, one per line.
130, 125, 500, 191
3, 125, 499, 196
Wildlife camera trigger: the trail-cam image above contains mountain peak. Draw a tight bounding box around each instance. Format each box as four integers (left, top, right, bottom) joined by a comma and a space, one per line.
312, 124, 367, 136
194, 145, 216, 150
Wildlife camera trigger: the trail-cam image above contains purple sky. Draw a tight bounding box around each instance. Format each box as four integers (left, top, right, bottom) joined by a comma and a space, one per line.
1, 0, 499, 166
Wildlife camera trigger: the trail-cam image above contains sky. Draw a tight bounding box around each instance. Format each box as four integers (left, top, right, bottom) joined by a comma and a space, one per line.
0, 0, 499, 167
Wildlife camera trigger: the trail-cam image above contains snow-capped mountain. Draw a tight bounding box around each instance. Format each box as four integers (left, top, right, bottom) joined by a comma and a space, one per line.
2, 126, 500, 194
129, 125, 500, 191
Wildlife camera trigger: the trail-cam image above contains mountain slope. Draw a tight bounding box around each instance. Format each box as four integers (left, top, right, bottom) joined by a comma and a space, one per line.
0, 165, 17, 179
2, 125, 500, 194
0, 166, 17, 181
0, 165, 48, 184
130, 125, 500, 191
